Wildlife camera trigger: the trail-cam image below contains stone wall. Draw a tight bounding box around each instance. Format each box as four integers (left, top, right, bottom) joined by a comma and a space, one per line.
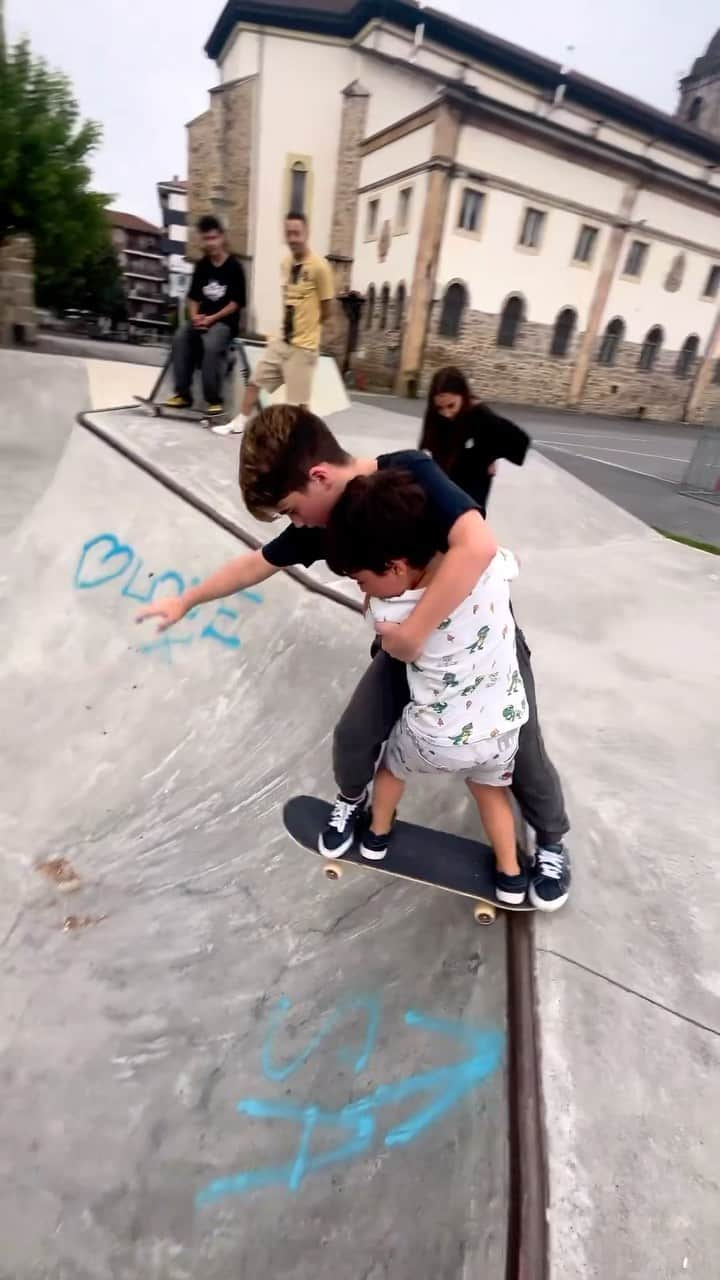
352, 296, 719, 422
0, 235, 36, 346
187, 77, 255, 261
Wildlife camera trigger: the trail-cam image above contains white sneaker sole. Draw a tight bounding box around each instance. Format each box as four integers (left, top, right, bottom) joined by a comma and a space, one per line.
359, 842, 388, 862
318, 831, 354, 859
496, 888, 527, 906
528, 886, 569, 912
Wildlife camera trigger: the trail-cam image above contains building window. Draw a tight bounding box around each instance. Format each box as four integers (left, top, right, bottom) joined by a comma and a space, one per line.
713, 359, 720, 384
379, 283, 390, 330
438, 281, 468, 338
290, 162, 307, 213
518, 207, 546, 250
703, 265, 720, 299
365, 284, 375, 330
688, 96, 703, 124
623, 240, 649, 278
394, 282, 406, 329
573, 224, 598, 264
598, 317, 625, 366
396, 187, 412, 233
638, 325, 663, 371
458, 188, 484, 233
366, 199, 379, 240
497, 294, 525, 348
675, 334, 700, 379
550, 307, 577, 358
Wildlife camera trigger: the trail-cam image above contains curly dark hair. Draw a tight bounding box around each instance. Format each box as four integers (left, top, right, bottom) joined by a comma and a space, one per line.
326, 469, 443, 578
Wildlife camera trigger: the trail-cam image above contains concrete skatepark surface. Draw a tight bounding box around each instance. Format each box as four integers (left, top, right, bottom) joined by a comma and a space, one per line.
1, 352, 508, 1279
2, 349, 719, 1278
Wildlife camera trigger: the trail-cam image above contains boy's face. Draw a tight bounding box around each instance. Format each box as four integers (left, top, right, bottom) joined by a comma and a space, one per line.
351, 561, 414, 598
277, 470, 337, 528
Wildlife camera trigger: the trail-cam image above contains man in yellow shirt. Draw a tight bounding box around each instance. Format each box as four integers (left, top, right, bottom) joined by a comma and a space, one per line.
215, 211, 335, 435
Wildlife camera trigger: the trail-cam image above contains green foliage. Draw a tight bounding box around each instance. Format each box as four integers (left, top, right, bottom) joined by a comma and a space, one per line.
0, 37, 123, 315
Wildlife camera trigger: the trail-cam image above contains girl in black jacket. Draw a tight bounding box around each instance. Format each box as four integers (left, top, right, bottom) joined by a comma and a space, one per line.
419, 366, 530, 514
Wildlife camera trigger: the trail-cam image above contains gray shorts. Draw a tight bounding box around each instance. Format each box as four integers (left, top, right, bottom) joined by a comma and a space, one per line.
383, 718, 520, 787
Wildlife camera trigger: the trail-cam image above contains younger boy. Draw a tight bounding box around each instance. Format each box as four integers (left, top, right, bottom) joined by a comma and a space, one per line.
327, 469, 529, 903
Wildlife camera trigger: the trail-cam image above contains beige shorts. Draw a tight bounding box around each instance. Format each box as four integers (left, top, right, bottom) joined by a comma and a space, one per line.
383, 718, 520, 787
253, 337, 318, 406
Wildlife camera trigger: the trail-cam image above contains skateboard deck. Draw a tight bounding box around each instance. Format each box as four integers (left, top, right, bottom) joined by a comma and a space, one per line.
133, 395, 230, 428
283, 794, 534, 924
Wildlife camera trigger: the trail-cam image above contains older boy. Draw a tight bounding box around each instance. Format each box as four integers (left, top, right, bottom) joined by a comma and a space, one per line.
136, 405, 570, 909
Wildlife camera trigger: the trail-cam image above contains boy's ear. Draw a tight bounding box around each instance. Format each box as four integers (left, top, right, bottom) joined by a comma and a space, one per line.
307, 463, 333, 487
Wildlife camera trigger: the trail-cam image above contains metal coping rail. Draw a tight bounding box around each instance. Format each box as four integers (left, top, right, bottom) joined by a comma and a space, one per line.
77, 407, 549, 1280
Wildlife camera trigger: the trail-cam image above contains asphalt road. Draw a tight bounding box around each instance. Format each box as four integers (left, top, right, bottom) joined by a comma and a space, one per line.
354, 393, 720, 547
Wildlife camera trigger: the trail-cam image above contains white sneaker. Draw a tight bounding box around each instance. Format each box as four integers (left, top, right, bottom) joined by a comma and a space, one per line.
212, 413, 246, 436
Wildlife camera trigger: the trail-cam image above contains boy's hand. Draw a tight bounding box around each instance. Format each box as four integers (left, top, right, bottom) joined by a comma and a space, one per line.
375, 620, 422, 663
135, 596, 188, 632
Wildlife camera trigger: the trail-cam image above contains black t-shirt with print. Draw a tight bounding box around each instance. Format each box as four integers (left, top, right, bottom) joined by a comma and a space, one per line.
261, 449, 478, 569
189, 255, 247, 336
446, 405, 530, 515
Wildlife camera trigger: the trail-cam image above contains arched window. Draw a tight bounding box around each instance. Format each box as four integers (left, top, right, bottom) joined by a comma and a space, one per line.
675, 334, 700, 379
497, 294, 525, 348
688, 96, 703, 124
598, 317, 625, 366
290, 161, 308, 213
365, 284, 375, 330
378, 283, 390, 330
638, 325, 663, 371
438, 281, 467, 338
550, 307, 576, 358
394, 282, 406, 330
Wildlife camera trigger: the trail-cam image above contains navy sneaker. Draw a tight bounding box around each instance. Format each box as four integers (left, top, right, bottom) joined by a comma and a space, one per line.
495, 867, 529, 906
529, 843, 571, 911
318, 791, 367, 858
360, 827, 392, 862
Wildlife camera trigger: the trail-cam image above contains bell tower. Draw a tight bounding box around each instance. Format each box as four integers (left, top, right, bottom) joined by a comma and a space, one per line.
677, 31, 720, 137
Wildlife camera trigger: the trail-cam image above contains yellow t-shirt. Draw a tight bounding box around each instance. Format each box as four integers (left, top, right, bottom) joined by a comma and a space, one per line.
280, 252, 334, 351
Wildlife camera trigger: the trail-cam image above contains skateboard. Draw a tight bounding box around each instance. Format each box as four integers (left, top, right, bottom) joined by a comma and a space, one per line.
283, 795, 534, 925
133, 395, 231, 429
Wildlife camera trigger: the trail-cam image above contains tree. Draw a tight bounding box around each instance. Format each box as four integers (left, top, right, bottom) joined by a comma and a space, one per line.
0, 37, 120, 312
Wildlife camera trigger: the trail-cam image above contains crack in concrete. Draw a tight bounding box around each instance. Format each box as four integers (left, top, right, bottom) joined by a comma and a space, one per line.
537, 946, 720, 1038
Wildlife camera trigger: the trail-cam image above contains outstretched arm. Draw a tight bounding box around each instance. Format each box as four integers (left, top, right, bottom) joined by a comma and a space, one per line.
136, 549, 278, 632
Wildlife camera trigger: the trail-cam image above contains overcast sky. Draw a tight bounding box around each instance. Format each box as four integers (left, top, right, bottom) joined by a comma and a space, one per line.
6, 0, 718, 224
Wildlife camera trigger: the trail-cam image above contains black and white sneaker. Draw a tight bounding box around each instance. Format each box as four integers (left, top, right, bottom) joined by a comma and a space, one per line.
360, 827, 391, 862
318, 791, 367, 859
495, 868, 528, 906
529, 843, 571, 911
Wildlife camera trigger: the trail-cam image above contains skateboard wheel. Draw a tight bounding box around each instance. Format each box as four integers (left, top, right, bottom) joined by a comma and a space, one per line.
323, 863, 344, 881
473, 903, 496, 925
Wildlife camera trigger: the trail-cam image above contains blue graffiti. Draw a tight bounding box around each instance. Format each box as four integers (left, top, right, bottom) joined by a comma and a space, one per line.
196, 999, 503, 1206
73, 532, 263, 661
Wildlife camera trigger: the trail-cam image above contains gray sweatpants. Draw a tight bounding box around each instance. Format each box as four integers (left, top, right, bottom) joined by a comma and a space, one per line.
172, 321, 233, 404
332, 625, 569, 848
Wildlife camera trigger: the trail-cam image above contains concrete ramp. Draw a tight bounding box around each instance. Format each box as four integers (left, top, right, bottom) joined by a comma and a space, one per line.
0, 402, 508, 1278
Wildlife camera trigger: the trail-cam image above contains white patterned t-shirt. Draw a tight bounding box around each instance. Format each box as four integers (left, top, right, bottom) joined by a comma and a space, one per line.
368, 548, 528, 749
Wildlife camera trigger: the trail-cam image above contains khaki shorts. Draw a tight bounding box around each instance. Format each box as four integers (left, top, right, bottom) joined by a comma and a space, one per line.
384, 717, 520, 787
253, 337, 318, 406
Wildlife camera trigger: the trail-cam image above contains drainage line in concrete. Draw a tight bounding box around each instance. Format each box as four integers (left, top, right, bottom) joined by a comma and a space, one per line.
77, 410, 549, 1278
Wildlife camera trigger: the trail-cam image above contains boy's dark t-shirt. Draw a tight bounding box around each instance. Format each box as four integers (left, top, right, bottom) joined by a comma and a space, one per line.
189, 255, 247, 337
262, 450, 477, 569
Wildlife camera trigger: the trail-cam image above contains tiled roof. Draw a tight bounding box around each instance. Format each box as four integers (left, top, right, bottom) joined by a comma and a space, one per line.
106, 209, 162, 235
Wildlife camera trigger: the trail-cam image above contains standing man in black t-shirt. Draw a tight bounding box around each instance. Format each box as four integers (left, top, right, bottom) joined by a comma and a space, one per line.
166, 215, 247, 419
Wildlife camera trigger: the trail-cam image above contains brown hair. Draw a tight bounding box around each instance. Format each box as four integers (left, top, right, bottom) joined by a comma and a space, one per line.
239, 404, 350, 520
419, 366, 473, 473
326, 469, 443, 578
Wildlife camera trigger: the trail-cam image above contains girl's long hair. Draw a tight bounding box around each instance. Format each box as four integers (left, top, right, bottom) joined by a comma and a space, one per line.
419, 366, 474, 473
